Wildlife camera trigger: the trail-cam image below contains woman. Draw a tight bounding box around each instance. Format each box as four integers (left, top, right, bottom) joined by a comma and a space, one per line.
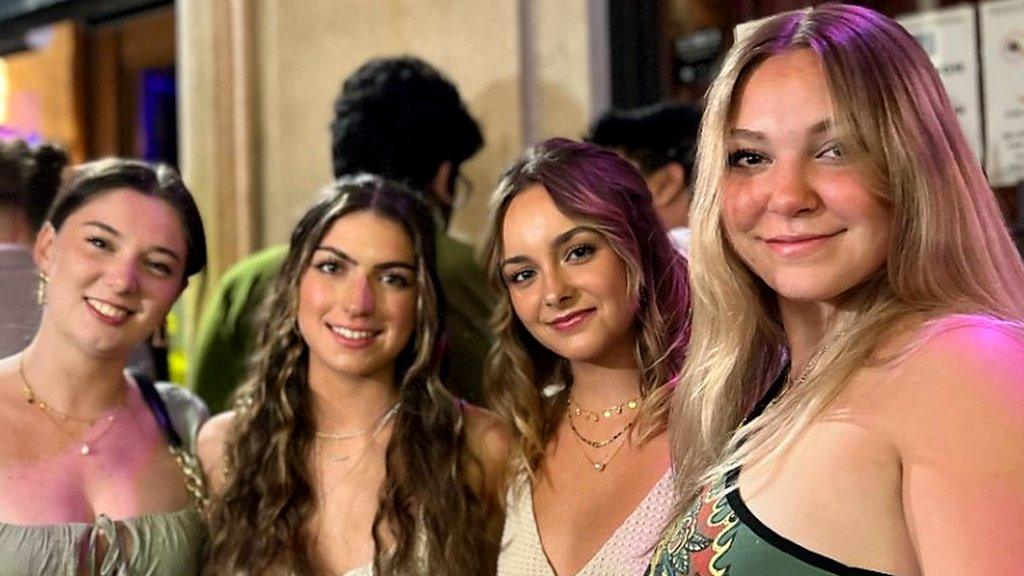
0, 158, 209, 574
484, 138, 690, 575
649, 4, 1024, 575
199, 175, 508, 575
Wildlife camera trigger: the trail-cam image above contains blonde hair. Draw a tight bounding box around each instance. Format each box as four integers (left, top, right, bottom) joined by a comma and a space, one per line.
672, 3, 1024, 503
482, 138, 691, 474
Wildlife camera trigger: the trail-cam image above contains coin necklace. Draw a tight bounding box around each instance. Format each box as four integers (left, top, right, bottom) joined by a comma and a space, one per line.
18, 356, 125, 456
568, 393, 640, 422
315, 401, 400, 463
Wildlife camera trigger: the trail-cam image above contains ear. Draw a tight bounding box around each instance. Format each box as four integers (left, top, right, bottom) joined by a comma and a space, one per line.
647, 162, 686, 209
430, 161, 454, 206
33, 223, 56, 273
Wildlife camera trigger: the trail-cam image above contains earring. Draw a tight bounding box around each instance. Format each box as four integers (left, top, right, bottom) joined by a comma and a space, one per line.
36, 272, 49, 306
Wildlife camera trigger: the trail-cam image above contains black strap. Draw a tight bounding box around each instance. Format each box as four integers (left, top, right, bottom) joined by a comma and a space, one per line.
130, 369, 183, 449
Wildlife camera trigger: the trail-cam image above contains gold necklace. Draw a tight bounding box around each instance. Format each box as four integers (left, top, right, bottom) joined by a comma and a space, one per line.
18, 356, 126, 456
568, 424, 631, 472
567, 413, 634, 448
568, 393, 640, 422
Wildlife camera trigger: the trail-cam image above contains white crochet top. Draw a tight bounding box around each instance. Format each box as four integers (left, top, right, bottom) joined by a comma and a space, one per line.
497, 469, 674, 576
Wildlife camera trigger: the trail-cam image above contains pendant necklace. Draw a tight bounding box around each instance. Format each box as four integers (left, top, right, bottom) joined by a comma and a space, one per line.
18, 356, 126, 456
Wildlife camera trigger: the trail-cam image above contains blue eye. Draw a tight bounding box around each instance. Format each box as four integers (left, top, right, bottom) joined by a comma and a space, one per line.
727, 149, 769, 168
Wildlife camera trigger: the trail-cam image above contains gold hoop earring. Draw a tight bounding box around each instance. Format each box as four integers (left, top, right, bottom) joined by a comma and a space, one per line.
36, 272, 49, 306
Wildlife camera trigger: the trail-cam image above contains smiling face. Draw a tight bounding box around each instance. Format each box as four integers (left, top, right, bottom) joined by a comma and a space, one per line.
34, 188, 188, 358
722, 49, 891, 306
499, 184, 637, 368
297, 210, 418, 385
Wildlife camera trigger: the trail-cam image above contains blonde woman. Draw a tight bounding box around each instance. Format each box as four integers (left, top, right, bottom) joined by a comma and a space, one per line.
648, 4, 1024, 576
484, 138, 690, 575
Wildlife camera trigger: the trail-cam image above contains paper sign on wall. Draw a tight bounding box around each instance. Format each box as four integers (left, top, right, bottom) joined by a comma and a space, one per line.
981, 0, 1024, 187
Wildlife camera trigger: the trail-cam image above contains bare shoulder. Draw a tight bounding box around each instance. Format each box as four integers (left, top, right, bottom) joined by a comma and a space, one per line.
883, 315, 1024, 411
870, 315, 1024, 573
196, 410, 238, 494
461, 402, 512, 496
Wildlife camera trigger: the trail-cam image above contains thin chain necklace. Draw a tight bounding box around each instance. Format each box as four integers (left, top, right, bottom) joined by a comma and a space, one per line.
568, 422, 631, 472
315, 401, 400, 462
567, 412, 634, 448
18, 356, 126, 456
568, 393, 640, 422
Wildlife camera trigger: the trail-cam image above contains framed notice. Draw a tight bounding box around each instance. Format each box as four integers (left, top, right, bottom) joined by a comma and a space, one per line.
981, 0, 1024, 186
898, 5, 985, 161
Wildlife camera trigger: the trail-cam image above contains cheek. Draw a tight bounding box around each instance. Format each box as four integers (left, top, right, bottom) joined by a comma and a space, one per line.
721, 183, 761, 235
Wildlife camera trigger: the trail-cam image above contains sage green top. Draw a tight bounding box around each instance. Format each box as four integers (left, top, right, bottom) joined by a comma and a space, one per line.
0, 382, 209, 576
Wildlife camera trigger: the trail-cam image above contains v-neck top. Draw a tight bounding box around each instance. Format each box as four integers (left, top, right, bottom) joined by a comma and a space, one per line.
497, 469, 675, 576
0, 382, 208, 575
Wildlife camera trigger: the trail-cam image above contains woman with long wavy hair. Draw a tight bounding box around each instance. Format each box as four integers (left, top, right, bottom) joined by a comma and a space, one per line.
199, 175, 508, 575
483, 138, 690, 575
648, 4, 1024, 575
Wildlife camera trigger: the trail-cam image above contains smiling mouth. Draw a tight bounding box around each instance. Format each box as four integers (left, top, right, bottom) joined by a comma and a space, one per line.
328, 324, 382, 340
547, 308, 596, 331
85, 297, 133, 323
763, 230, 844, 254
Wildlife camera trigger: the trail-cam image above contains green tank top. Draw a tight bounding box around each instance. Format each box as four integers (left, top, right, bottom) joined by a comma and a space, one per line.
645, 369, 895, 576
0, 382, 208, 576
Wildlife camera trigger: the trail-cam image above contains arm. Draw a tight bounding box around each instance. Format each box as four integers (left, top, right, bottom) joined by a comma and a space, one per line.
462, 402, 512, 507
888, 319, 1024, 574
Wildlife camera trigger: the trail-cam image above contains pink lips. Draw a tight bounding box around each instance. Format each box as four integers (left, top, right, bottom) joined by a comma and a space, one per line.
547, 308, 596, 332
763, 231, 843, 256
84, 297, 133, 327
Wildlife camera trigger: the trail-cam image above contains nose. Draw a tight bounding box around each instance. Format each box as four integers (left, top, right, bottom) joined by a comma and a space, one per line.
542, 268, 575, 308
105, 259, 140, 294
766, 159, 819, 216
343, 274, 375, 316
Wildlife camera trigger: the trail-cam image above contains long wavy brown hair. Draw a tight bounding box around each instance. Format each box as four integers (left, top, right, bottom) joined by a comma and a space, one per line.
205, 175, 498, 575
481, 138, 691, 475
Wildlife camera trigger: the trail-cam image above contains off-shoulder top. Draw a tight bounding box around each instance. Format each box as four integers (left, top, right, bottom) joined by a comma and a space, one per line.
0, 381, 209, 576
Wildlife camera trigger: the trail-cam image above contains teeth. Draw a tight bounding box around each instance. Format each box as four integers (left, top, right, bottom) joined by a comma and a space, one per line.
331, 326, 377, 340
87, 298, 129, 320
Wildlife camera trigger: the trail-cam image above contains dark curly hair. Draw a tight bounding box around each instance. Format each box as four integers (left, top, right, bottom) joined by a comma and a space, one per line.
587, 102, 702, 186
330, 56, 483, 195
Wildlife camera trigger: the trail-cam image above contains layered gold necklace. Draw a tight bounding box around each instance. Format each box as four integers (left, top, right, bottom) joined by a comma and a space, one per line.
566, 393, 641, 472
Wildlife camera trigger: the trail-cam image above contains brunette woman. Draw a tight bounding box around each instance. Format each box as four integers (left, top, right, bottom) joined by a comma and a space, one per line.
649, 4, 1024, 575
484, 138, 690, 575
0, 158, 209, 574
199, 175, 508, 575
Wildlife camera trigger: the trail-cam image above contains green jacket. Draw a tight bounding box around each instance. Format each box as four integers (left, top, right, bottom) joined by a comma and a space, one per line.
189, 234, 494, 412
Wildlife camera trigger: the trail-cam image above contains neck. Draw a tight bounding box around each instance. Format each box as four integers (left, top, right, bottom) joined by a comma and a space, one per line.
307, 361, 401, 432
18, 340, 129, 418
0, 208, 32, 247
569, 360, 641, 408
660, 190, 690, 231
778, 296, 835, 375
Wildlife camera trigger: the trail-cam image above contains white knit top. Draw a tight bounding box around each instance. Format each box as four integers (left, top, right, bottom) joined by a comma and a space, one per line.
497, 470, 674, 576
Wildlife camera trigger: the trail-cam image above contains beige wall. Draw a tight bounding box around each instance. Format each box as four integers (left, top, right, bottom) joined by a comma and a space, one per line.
178, 0, 604, 327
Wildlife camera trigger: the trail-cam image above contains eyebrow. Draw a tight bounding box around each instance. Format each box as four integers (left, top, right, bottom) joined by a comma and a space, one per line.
312, 246, 416, 271
500, 226, 596, 269
728, 120, 835, 142
83, 221, 182, 262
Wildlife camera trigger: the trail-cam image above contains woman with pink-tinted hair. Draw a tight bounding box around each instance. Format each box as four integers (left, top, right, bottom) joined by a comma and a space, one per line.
483, 138, 691, 575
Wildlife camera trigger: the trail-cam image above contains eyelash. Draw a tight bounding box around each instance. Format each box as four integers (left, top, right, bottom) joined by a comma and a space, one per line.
502, 242, 598, 286
314, 260, 412, 288
727, 149, 769, 169
87, 236, 112, 251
